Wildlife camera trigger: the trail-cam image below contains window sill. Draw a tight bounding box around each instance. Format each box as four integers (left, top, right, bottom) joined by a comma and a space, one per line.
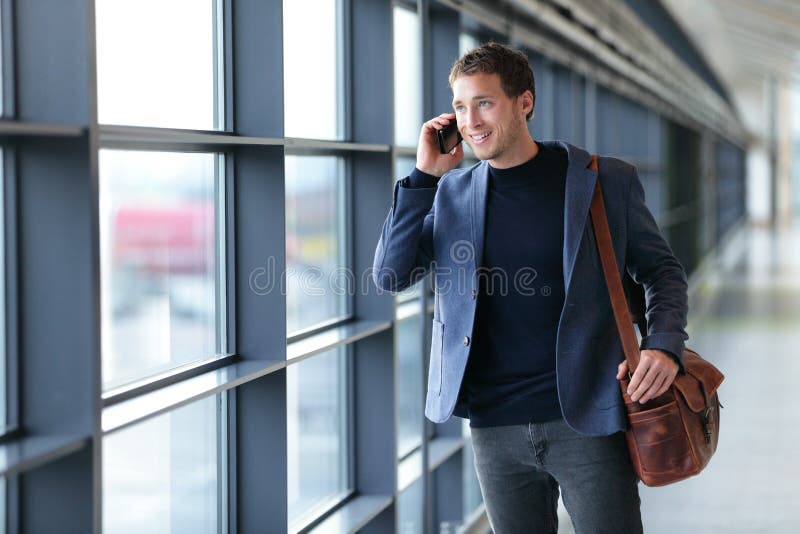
0, 119, 84, 138
286, 319, 392, 364
102, 358, 284, 434
306, 494, 393, 534
0, 433, 89, 477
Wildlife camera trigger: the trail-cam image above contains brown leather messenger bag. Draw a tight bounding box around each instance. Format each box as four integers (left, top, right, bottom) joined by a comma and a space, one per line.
588, 155, 725, 487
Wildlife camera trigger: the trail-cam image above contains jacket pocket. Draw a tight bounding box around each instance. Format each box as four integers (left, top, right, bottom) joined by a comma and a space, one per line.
428, 319, 444, 396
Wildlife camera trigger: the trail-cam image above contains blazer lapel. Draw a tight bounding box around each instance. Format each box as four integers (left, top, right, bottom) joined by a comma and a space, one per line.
557, 142, 597, 291
470, 162, 490, 272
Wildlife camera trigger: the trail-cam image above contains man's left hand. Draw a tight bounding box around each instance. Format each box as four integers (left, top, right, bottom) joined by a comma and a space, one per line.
616, 349, 679, 404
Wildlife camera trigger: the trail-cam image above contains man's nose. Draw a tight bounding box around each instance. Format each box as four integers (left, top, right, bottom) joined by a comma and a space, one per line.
465, 107, 481, 129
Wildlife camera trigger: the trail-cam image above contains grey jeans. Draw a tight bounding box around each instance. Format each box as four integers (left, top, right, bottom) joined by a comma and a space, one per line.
470, 418, 642, 534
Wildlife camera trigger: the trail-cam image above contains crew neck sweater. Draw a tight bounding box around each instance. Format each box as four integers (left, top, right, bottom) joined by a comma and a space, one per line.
407, 142, 568, 427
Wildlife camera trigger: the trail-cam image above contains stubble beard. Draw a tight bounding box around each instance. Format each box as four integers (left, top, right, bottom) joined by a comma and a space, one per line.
480, 113, 526, 163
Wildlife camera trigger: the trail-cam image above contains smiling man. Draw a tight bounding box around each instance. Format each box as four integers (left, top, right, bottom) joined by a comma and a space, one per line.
373, 43, 688, 533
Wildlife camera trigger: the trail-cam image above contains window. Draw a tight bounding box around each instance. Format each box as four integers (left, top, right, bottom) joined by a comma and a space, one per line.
283, 0, 344, 140
394, 156, 416, 184
285, 155, 348, 336
0, 477, 4, 532
95, 0, 224, 129
99, 150, 226, 390
0, 1, 4, 117
103, 394, 226, 534
397, 314, 423, 458
287, 347, 350, 531
397, 477, 424, 534
0, 148, 5, 432
393, 6, 422, 147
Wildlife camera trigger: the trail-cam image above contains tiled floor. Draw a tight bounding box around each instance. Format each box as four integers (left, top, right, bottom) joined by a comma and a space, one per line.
639, 222, 800, 533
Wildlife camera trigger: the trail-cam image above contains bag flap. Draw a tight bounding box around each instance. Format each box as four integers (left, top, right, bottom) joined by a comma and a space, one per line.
672, 349, 725, 412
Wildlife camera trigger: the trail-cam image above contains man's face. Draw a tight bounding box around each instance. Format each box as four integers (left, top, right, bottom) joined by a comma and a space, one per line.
451, 72, 532, 167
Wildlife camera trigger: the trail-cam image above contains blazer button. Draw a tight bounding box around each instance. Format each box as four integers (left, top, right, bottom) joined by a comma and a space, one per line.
470, 289, 477, 299
463, 336, 470, 346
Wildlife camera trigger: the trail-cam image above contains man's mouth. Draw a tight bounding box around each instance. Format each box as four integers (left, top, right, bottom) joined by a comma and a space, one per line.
470, 132, 491, 144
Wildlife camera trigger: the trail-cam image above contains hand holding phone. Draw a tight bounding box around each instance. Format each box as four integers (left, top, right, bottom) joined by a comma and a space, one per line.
417, 113, 463, 177
437, 120, 463, 154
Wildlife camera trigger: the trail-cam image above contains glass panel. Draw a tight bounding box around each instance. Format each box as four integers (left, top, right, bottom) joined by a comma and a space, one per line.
793, 86, 800, 213
285, 155, 348, 335
96, 0, 222, 129
397, 315, 423, 458
283, 0, 342, 140
394, 156, 417, 184
393, 6, 422, 148
0, 149, 5, 431
100, 150, 225, 390
0, 2, 4, 116
397, 477, 424, 534
103, 394, 224, 534
287, 347, 350, 530
0, 477, 5, 534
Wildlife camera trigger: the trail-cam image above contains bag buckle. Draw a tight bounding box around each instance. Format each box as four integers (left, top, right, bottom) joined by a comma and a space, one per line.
702, 406, 713, 443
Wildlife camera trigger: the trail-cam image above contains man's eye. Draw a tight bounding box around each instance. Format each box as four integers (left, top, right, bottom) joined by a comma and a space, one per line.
479, 100, 490, 107
454, 106, 465, 113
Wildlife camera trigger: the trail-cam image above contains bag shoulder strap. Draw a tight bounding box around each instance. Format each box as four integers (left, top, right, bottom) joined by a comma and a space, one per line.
588, 155, 641, 373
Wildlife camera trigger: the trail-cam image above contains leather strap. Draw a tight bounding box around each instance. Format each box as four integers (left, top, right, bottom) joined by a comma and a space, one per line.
588, 155, 641, 373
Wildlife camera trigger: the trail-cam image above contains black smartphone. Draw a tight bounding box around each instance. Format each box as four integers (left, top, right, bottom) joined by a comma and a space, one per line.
437, 120, 463, 154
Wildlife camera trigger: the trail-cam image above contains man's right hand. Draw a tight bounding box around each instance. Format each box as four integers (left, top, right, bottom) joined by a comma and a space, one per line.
416, 113, 464, 177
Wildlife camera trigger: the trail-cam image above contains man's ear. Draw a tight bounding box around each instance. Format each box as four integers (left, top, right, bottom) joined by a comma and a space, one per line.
520, 90, 534, 115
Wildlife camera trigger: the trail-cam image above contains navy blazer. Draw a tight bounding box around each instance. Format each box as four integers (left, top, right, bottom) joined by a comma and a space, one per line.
373, 141, 688, 436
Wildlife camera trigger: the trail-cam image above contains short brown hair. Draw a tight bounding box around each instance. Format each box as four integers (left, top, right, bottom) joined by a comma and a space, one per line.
449, 42, 536, 120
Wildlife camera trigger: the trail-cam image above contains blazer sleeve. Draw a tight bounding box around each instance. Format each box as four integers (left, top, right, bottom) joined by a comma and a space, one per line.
624, 168, 689, 370
372, 179, 437, 293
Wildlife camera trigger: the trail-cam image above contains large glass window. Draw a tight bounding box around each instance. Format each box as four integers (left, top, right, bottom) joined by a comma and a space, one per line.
397, 477, 424, 534
95, 0, 223, 129
0, 149, 5, 432
0, 477, 4, 533
283, 0, 343, 140
0, 2, 4, 116
397, 314, 423, 458
285, 155, 348, 336
99, 150, 226, 390
103, 394, 226, 534
287, 347, 350, 531
393, 6, 423, 147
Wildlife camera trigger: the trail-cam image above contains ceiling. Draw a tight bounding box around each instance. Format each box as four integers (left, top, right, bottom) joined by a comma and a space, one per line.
661, 0, 800, 133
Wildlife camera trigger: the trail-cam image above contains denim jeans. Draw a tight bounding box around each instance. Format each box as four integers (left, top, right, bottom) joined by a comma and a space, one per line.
470, 418, 642, 534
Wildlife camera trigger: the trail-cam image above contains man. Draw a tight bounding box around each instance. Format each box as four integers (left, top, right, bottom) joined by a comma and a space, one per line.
373, 43, 688, 533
